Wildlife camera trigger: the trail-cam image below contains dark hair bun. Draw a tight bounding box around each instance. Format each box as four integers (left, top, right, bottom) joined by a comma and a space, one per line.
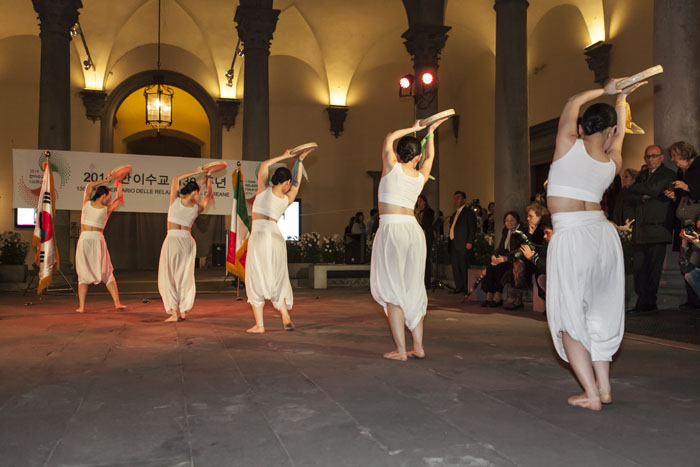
271, 167, 292, 185
581, 103, 617, 135
180, 180, 200, 196
91, 185, 110, 201
396, 136, 421, 163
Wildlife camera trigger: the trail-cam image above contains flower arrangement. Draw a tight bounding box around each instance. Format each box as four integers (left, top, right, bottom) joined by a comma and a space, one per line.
320, 234, 345, 263
0, 231, 30, 265
286, 232, 367, 264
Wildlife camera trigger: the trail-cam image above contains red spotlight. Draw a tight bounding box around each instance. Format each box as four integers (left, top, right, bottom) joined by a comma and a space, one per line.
421, 71, 434, 86
398, 74, 414, 97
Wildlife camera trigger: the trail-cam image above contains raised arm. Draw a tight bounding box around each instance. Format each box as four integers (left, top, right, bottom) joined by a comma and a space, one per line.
197, 175, 214, 213
107, 180, 123, 214
258, 149, 293, 192
285, 148, 315, 203
382, 120, 424, 174
417, 117, 449, 181
604, 81, 647, 170
554, 88, 606, 161
83, 174, 113, 205
170, 168, 203, 205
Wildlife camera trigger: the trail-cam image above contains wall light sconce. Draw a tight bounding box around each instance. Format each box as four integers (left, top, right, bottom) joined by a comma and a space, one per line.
584, 41, 613, 86
79, 89, 107, 122
217, 98, 241, 131
326, 105, 349, 138
70, 20, 94, 70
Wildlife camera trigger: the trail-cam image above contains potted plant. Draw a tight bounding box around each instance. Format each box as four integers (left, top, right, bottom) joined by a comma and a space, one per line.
0, 231, 30, 282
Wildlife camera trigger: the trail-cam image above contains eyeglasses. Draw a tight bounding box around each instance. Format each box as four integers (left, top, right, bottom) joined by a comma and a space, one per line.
644, 153, 663, 158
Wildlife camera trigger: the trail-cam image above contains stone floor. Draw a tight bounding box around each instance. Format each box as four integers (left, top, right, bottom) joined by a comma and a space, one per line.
1, 287, 699, 467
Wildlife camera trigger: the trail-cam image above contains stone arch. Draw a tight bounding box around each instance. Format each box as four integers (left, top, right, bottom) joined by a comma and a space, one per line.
100, 69, 222, 157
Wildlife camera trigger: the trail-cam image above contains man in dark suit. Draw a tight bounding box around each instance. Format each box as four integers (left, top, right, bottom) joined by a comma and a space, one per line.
627, 145, 675, 314
448, 191, 476, 294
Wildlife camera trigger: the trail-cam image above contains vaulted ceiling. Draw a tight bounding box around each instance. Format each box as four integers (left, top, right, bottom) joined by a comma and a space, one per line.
1, 0, 606, 105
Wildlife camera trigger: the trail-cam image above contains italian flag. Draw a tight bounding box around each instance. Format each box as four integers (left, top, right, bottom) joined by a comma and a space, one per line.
32, 160, 59, 294
226, 168, 250, 280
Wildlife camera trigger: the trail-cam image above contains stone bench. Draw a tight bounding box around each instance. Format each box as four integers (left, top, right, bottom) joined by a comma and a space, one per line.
311, 264, 371, 289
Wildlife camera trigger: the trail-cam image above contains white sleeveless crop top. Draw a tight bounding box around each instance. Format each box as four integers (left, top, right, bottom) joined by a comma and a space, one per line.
81, 202, 108, 229
378, 162, 425, 209
252, 187, 289, 220
167, 198, 199, 228
547, 138, 615, 203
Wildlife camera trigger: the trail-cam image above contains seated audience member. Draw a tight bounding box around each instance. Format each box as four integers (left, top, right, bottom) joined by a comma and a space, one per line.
480, 211, 523, 307
519, 214, 553, 300
503, 202, 548, 310
679, 213, 700, 316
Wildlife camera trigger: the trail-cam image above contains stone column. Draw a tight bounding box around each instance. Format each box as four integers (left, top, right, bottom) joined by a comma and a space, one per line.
654, 0, 700, 153
234, 0, 279, 161
654, 0, 700, 309
32, 0, 82, 271
402, 24, 450, 212
493, 0, 529, 234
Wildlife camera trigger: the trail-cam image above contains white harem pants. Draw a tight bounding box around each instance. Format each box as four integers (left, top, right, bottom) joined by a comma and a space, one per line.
370, 214, 427, 331
158, 230, 196, 315
546, 210, 625, 362
245, 220, 293, 310
75, 231, 115, 285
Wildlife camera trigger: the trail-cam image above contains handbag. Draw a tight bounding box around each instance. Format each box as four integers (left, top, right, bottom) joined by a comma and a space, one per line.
676, 195, 700, 222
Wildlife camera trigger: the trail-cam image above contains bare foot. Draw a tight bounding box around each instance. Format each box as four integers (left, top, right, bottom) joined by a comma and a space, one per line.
114, 304, 127, 310
75, 308, 84, 313
567, 393, 602, 411
164, 315, 179, 323
407, 349, 425, 359
598, 388, 612, 404
246, 325, 265, 333
179, 312, 187, 321
383, 351, 407, 361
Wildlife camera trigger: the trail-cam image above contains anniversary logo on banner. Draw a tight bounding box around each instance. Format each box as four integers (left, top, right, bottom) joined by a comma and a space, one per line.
12, 149, 262, 215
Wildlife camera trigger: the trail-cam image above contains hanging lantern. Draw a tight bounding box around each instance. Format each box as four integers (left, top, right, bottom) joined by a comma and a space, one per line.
144, 81, 174, 130
144, 0, 173, 132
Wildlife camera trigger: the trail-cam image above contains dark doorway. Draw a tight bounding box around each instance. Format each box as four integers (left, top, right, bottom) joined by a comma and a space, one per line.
127, 133, 201, 157
530, 118, 559, 197
104, 133, 225, 270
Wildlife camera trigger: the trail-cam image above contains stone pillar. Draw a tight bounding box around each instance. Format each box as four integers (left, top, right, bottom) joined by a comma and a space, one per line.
493, 0, 530, 234
654, 0, 700, 309
234, 0, 279, 161
654, 0, 700, 154
32, 0, 82, 271
402, 24, 450, 212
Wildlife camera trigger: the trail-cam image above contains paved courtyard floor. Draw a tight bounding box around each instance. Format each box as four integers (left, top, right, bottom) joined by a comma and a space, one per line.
1, 287, 699, 466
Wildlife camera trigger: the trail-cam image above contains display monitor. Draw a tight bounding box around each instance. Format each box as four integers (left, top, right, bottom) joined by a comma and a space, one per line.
277, 199, 301, 240
15, 208, 37, 228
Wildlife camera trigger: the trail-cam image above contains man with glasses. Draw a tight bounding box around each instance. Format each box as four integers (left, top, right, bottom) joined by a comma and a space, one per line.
626, 145, 675, 315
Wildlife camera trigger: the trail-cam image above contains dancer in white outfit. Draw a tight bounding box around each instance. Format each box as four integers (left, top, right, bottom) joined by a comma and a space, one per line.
246, 147, 315, 333
75, 174, 125, 312
371, 117, 448, 361
547, 77, 646, 410
159, 168, 214, 322
245, 148, 313, 334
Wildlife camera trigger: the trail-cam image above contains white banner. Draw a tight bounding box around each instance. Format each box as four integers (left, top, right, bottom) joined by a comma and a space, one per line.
12, 149, 263, 215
